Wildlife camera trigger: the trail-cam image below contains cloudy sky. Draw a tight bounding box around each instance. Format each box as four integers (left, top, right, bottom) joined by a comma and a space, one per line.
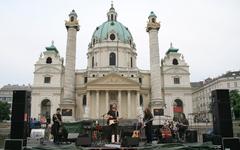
0, 0, 239, 87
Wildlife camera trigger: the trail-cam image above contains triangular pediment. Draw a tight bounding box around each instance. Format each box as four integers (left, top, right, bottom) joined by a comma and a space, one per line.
163, 67, 189, 74
87, 73, 140, 86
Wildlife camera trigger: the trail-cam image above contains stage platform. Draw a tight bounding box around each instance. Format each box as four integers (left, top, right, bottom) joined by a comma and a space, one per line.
25, 141, 221, 150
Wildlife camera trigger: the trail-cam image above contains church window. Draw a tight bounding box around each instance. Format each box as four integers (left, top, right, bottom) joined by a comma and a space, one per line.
46, 57, 52, 64
173, 99, 183, 121
109, 52, 116, 65
110, 34, 115, 40
152, 18, 155, 23
92, 74, 95, 77
83, 95, 87, 106
129, 39, 132, 45
84, 77, 88, 83
70, 16, 74, 22
173, 58, 178, 65
130, 57, 133, 68
139, 78, 142, 83
174, 77, 180, 84
111, 14, 113, 21
140, 95, 143, 106
92, 56, 94, 68
44, 77, 51, 83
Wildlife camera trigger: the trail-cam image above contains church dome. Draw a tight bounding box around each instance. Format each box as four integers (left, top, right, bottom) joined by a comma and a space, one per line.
92, 21, 133, 43
90, 4, 134, 47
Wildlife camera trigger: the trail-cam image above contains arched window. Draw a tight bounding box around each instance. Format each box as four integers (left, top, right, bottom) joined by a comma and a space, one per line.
41, 99, 51, 124
152, 18, 155, 23
109, 52, 116, 66
111, 14, 113, 21
173, 58, 178, 65
83, 95, 87, 106
173, 99, 183, 121
130, 57, 133, 68
140, 95, 143, 106
92, 56, 94, 68
70, 16, 74, 22
46, 57, 52, 64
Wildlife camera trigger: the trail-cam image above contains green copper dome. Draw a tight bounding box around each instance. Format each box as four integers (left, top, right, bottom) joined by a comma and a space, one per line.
92, 21, 133, 43
90, 4, 134, 45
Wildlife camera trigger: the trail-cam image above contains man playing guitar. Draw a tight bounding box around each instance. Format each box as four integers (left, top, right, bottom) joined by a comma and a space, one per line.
105, 103, 119, 143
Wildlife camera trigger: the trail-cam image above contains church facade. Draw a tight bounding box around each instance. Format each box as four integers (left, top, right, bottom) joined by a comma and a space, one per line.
31, 5, 192, 124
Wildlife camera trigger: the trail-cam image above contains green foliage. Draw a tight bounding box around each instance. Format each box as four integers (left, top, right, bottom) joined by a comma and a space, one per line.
230, 90, 240, 119
0, 101, 11, 122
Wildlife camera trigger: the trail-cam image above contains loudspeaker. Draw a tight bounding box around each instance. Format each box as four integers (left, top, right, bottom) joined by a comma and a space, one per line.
75, 135, 91, 147
10, 90, 31, 145
185, 130, 197, 143
222, 137, 240, 150
212, 134, 222, 145
212, 89, 233, 137
121, 137, 139, 147
4, 139, 23, 150
202, 134, 212, 143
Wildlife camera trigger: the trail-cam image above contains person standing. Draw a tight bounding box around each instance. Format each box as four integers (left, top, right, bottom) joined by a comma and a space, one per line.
106, 103, 119, 143
52, 108, 62, 144
177, 113, 189, 142
143, 107, 153, 144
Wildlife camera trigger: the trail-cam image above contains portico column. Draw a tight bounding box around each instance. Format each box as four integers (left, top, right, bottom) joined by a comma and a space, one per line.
137, 91, 140, 107
85, 91, 90, 118
105, 91, 109, 112
96, 90, 99, 118
127, 91, 131, 118
118, 90, 121, 117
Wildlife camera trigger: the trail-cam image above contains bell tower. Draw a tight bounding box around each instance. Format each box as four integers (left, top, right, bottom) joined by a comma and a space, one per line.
62, 10, 79, 121
146, 11, 165, 114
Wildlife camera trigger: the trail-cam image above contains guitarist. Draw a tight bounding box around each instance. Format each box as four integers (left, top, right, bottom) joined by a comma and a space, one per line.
52, 108, 62, 144
143, 107, 153, 144
106, 103, 119, 143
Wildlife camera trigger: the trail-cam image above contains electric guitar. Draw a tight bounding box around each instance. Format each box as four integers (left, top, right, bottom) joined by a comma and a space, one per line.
108, 117, 122, 125
142, 118, 154, 127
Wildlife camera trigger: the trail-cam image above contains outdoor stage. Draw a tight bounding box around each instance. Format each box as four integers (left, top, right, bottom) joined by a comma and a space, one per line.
27, 141, 221, 150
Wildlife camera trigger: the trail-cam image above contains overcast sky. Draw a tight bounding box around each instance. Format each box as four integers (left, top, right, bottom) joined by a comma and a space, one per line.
0, 0, 240, 87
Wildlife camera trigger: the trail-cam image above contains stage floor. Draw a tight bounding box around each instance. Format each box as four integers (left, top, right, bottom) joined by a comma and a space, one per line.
27, 141, 221, 150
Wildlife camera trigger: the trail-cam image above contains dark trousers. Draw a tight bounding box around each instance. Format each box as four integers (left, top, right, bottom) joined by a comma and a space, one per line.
52, 123, 60, 143
145, 124, 152, 143
109, 124, 118, 142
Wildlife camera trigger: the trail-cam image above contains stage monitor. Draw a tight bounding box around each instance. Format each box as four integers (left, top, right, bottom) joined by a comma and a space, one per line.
4, 139, 23, 150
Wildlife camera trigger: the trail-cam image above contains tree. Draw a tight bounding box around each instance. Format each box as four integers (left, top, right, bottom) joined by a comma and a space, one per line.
0, 101, 11, 122
230, 90, 240, 119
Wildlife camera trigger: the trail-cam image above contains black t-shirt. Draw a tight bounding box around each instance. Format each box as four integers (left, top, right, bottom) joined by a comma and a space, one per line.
52, 113, 62, 124
107, 110, 119, 119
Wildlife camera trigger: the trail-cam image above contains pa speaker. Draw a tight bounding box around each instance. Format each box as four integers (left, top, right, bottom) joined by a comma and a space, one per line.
75, 135, 91, 147
212, 89, 233, 137
222, 137, 240, 150
121, 137, 139, 147
4, 139, 23, 150
185, 130, 197, 143
11, 90, 31, 145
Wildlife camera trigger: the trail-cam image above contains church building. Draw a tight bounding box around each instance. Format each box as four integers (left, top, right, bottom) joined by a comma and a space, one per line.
31, 4, 192, 124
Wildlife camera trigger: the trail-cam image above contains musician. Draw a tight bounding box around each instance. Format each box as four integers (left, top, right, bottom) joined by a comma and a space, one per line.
143, 107, 153, 144
177, 113, 189, 142
52, 108, 62, 144
106, 103, 119, 143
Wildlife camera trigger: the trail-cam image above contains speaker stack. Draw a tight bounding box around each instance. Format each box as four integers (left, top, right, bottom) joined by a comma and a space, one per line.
211, 89, 233, 145
10, 90, 31, 146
